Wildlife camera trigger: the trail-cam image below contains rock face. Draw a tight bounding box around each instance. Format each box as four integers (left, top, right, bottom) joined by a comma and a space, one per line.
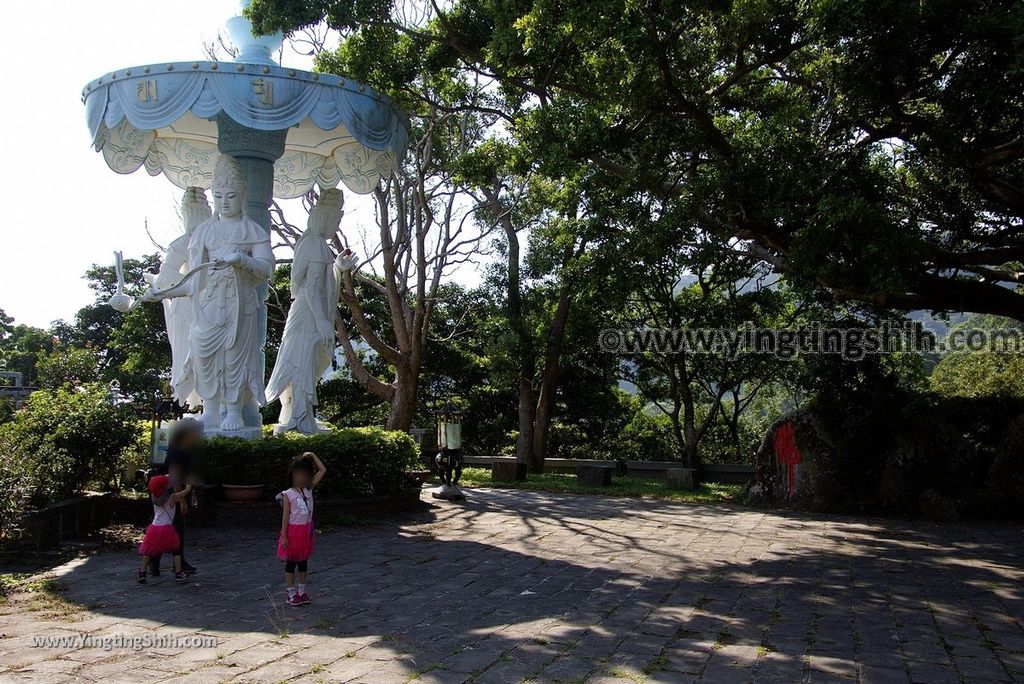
990, 414, 1024, 512
750, 407, 981, 515
751, 411, 836, 510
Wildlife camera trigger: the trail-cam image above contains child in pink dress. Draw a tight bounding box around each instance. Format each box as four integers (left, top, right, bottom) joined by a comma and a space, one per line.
276, 452, 326, 606
138, 474, 193, 584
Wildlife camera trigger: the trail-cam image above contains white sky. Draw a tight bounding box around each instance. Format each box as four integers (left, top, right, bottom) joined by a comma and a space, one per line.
0, 0, 390, 328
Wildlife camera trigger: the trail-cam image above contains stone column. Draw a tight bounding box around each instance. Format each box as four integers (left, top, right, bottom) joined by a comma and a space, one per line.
216, 114, 287, 427
216, 114, 287, 233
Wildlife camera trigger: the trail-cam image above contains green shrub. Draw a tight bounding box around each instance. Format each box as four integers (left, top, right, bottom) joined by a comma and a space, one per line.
618, 410, 678, 462
0, 450, 30, 541
200, 428, 420, 499
0, 396, 15, 425
0, 384, 140, 508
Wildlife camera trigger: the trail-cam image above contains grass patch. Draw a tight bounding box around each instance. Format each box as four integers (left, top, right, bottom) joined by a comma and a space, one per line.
455, 468, 742, 503
0, 573, 32, 602
314, 617, 337, 630
6, 576, 81, 620
606, 665, 646, 682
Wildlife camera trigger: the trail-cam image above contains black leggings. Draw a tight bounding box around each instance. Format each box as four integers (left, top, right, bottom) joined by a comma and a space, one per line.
285, 560, 308, 573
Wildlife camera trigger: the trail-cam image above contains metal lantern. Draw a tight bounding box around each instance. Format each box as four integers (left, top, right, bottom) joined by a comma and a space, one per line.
108, 379, 122, 406
150, 386, 183, 466
436, 402, 463, 451
433, 402, 465, 500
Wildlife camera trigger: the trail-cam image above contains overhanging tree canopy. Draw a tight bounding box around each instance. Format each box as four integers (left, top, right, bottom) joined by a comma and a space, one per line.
250, 0, 1024, 319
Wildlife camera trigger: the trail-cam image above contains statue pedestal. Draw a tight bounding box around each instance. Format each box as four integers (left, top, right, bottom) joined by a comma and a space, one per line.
431, 485, 465, 501
202, 426, 263, 441
272, 422, 332, 436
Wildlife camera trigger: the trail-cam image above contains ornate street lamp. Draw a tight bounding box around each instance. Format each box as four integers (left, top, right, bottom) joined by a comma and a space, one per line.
107, 379, 122, 406
150, 386, 182, 467
432, 402, 465, 501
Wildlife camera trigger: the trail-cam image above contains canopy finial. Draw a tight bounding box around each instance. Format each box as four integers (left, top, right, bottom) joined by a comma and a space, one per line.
225, 0, 284, 65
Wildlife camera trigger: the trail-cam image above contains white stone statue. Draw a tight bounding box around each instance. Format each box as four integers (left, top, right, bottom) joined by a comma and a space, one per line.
144, 187, 211, 408
265, 189, 352, 434
142, 155, 273, 435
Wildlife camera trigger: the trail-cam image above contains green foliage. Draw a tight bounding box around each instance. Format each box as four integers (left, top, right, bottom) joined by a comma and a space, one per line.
36, 345, 103, 390
59, 254, 170, 400
200, 428, 420, 498
930, 316, 1024, 399
457, 467, 742, 503
317, 375, 389, 427
618, 410, 678, 462
779, 352, 1024, 511
0, 449, 30, 542
256, 0, 1024, 320
0, 320, 54, 386
0, 396, 15, 425
0, 384, 141, 508
931, 352, 1024, 399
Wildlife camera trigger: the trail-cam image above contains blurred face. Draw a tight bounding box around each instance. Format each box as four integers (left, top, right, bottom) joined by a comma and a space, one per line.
292, 468, 312, 489
213, 188, 243, 218
178, 430, 201, 450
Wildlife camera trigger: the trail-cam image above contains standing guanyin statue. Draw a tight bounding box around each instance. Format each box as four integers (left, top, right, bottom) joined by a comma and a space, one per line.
142, 155, 273, 435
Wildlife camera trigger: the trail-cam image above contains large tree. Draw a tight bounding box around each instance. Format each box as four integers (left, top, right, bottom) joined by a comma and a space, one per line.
250, 0, 1024, 320
327, 104, 492, 431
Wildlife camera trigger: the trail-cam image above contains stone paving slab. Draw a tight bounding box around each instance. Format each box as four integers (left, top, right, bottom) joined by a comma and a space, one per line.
1, 488, 1022, 682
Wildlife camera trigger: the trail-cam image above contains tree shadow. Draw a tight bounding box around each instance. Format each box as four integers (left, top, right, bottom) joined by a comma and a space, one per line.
1, 490, 1021, 683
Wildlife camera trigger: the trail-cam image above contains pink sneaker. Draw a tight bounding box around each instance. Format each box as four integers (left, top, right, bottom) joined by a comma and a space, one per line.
286, 592, 303, 607
297, 592, 311, 605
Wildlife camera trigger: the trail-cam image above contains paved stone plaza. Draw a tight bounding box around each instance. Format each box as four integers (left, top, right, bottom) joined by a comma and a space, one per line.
1, 488, 1023, 683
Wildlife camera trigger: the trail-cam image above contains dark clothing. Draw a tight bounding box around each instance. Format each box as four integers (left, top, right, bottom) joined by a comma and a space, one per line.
172, 504, 185, 553
149, 439, 199, 572
285, 560, 308, 573
163, 445, 197, 480
161, 445, 196, 561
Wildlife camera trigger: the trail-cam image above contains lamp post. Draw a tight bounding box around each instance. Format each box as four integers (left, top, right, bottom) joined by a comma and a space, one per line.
432, 402, 465, 501
107, 379, 122, 407
150, 386, 182, 467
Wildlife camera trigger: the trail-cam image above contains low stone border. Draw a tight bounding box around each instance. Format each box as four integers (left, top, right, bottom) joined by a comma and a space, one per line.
11, 492, 114, 551
193, 487, 425, 527
8, 488, 425, 550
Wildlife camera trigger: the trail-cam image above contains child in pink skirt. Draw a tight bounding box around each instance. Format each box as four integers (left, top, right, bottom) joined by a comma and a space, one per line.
276, 452, 326, 606
138, 474, 193, 584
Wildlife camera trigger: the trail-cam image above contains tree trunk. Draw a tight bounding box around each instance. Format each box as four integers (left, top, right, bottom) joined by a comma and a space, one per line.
529, 267, 574, 472
681, 384, 700, 472
487, 186, 539, 468
387, 366, 418, 431
517, 374, 536, 465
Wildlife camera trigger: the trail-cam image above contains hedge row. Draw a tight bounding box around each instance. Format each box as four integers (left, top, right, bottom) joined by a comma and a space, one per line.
199, 428, 420, 499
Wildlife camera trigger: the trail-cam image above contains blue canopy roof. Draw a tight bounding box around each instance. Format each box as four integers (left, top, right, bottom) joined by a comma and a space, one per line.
83, 61, 410, 196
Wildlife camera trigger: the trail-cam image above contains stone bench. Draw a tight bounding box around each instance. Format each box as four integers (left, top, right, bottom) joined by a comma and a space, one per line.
576, 463, 613, 486
492, 460, 528, 482
666, 467, 697, 490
